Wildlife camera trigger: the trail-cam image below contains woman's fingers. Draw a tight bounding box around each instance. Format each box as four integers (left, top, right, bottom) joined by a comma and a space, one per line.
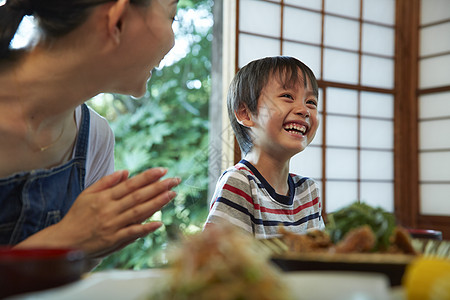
99, 177, 180, 249
115, 188, 178, 228
119, 222, 163, 243
97, 170, 180, 254
110, 168, 169, 200
115, 177, 181, 214
85, 170, 130, 193
59, 167, 181, 258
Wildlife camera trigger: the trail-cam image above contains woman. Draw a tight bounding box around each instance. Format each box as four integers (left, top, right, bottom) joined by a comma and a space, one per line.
0, 0, 180, 259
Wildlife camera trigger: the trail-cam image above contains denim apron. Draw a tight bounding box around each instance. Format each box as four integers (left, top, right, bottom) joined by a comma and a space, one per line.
0, 104, 90, 245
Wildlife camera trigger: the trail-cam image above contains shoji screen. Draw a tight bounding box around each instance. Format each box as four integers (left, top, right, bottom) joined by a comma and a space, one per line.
418, 0, 450, 216
236, 0, 396, 213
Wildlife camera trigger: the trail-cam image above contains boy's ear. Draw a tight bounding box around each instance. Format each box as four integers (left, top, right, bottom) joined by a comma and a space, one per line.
107, 0, 130, 44
235, 105, 254, 127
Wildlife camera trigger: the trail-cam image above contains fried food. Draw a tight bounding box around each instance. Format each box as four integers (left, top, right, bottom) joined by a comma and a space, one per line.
388, 226, 417, 255
277, 202, 422, 254
279, 226, 331, 253
278, 201, 418, 255
279, 224, 416, 255
326, 202, 396, 251
331, 225, 376, 253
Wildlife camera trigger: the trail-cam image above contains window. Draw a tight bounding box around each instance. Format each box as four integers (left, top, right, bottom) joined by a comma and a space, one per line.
418, 1, 450, 216
224, 0, 396, 214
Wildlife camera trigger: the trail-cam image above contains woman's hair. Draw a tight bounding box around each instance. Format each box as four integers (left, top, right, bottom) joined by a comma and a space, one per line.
227, 56, 319, 155
0, 0, 151, 59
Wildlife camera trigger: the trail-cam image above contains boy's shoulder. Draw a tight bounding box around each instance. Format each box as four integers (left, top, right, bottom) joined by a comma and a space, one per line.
288, 173, 318, 186
288, 174, 320, 197
222, 160, 254, 174
218, 161, 262, 184
220, 161, 255, 180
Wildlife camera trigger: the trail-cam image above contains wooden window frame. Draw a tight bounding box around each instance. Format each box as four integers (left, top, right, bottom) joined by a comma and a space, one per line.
224, 0, 450, 239
395, 0, 450, 239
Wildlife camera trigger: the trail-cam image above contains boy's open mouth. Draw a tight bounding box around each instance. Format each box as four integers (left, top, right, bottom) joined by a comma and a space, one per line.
284, 123, 307, 135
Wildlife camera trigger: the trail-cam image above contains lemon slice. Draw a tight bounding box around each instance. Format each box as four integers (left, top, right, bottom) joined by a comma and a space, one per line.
403, 256, 450, 300
430, 273, 450, 300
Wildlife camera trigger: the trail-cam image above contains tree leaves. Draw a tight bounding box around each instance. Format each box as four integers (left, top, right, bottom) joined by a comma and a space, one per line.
93, 0, 213, 271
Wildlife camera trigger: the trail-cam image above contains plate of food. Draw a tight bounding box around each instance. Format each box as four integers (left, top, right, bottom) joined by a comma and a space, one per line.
261, 202, 449, 287
270, 250, 413, 287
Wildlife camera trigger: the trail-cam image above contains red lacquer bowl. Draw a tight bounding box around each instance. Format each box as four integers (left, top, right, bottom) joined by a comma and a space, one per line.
0, 247, 86, 298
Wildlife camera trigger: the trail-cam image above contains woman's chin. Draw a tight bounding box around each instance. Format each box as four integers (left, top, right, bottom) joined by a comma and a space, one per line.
113, 77, 149, 98
131, 73, 153, 98
128, 83, 149, 99
132, 89, 146, 98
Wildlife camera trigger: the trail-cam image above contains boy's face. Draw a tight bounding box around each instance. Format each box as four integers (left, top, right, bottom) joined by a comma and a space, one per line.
249, 73, 319, 160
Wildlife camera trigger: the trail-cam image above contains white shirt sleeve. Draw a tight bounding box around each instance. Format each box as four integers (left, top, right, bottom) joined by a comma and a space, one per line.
74, 105, 115, 188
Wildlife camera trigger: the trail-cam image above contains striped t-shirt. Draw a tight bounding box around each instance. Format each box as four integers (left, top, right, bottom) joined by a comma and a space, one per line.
205, 160, 325, 239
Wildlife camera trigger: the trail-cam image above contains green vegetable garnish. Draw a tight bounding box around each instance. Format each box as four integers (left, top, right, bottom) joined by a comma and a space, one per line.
325, 202, 396, 251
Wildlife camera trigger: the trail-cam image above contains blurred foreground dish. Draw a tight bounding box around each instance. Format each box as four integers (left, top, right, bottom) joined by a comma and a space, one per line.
146, 224, 292, 300
0, 247, 86, 298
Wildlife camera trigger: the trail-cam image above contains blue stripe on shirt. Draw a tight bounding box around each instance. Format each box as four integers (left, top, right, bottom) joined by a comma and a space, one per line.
293, 177, 309, 187
215, 197, 321, 227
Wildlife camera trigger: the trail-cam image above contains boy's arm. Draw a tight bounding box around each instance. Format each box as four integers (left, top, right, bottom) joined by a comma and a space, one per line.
204, 170, 254, 234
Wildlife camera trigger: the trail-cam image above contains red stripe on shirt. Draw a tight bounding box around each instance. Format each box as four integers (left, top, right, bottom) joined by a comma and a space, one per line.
256, 197, 319, 215
223, 182, 319, 215
223, 184, 255, 203
236, 165, 254, 176
210, 183, 255, 210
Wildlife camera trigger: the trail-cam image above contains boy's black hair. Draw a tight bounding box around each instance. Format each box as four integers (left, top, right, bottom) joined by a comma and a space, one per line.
227, 56, 319, 155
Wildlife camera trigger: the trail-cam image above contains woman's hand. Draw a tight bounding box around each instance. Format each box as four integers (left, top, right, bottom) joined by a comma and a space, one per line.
15, 168, 180, 258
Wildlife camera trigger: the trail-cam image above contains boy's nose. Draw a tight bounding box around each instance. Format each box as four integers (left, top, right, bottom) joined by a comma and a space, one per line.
294, 104, 310, 118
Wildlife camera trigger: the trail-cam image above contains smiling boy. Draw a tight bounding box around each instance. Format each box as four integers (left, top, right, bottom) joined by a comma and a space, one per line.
205, 56, 324, 238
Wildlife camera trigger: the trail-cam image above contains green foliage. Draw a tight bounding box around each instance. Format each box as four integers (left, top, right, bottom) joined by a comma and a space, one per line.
326, 201, 396, 251
89, 0, 213, 271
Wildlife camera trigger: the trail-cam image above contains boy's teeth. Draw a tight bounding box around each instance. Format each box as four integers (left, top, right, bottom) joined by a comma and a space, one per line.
285, 124, 306, 134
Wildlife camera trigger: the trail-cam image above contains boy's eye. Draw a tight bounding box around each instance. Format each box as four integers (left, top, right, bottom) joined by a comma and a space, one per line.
307, 99, 318, 107
281, 94, 294, 100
